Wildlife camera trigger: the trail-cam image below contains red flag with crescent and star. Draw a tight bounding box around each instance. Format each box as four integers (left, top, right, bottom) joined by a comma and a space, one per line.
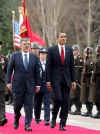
20, 0, 46, 46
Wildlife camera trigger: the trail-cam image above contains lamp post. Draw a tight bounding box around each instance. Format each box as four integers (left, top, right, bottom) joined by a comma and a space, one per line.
12, 10, 16, 51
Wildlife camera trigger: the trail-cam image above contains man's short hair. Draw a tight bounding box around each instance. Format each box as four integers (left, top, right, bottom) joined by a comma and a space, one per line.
20, 37, 30, 43
56, 32, 66, 38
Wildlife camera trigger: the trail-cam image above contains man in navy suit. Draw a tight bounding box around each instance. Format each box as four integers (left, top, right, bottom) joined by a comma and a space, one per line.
7, 38, 40, 131
46, 33, 76, 131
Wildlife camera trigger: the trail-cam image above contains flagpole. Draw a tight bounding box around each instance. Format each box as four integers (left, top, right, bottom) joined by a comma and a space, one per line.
12, 10, 16, 51
88, 0, 91, 46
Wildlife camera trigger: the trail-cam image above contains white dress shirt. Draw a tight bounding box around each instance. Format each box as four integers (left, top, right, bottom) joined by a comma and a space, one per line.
58, 44, 65, 58
41, 61, 46, 71
22, 51, 29, 64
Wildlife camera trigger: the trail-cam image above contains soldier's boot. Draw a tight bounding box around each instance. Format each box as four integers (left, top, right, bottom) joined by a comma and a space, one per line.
97, 111, 100, 118
98, 103, 100, 118
91, 104, 98, 118
81, 104, 88, 116
94, 103, 100, 118
70, 104, 77, 115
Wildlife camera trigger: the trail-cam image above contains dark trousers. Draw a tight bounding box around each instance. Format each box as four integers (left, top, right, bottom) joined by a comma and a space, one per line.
52, 99, 69, 126
0, 91, 6, 121
34, 89, 50, 121
52, 78, 70, 126
13, 90, 34, 127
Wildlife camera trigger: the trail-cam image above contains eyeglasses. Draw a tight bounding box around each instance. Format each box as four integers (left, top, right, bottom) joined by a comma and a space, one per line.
31, 48, 39, 49
22, 43, 30, 45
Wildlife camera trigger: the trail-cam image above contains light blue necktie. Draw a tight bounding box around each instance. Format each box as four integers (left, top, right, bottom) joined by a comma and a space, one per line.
24, 54, 28, 70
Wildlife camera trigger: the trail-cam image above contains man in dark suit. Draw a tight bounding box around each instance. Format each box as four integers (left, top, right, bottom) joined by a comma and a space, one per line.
46, 32, 76, 131
7, 38, 40, 131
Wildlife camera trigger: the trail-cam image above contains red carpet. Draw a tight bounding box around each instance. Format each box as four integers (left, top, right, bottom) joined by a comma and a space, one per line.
0, 113, 99, 134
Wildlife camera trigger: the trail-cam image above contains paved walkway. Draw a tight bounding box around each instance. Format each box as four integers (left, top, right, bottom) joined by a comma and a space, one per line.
6, 105, 100, 131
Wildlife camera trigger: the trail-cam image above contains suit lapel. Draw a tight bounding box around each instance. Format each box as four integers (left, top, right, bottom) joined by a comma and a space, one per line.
19, 52, 27, 71
19, 52, 24, 68
56, 45, 62, 64
65, 45, 69, 63
56, 45, 69, 64
27, 53, 32, 70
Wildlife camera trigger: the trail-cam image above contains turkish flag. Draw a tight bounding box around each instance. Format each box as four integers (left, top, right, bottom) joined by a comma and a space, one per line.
20, 0, 46, 46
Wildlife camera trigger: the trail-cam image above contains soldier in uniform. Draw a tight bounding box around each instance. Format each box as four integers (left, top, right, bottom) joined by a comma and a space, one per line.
70, 45, 84, 115
4, 55, 13, 105
91, 45, 100, 118
0, 56, 8, 126
31, 42, 40, 57
80, 47, 94, 116
34, 48, 50, 125
30, 42, 40, 109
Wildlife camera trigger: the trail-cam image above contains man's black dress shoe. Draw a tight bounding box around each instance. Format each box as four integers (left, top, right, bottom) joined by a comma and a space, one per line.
50, 120, 56, 128
0, 119, 8, 126
25, 126, 32, 131
13, 119, 19, 129
59, 124, 66, 131
13, 114, 21, 129
35, 119, 41, 124
44, 120, 49, 126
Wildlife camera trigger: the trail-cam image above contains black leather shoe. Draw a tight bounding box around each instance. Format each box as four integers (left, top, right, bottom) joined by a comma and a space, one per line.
35, 120, 40, 124
0, 119, 8, 126
35, 119, 41, 124
45, 120, 49, 126
25, 126, 32, 131
91, 113, 100, 119
81, 111, 91, 117
13, 114, 21, 129
50, 120, 56, 128
13, 119, 19, 129
59, 124, 66, 131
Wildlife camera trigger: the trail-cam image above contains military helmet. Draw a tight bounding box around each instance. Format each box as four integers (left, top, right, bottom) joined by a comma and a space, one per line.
84, 47, 93, 54
39, 48, 48, 54
72, 44, 80, 51
31, 42, 39, 49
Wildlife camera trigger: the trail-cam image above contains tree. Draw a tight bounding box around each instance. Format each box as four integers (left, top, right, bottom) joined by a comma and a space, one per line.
0, 0, 19, 55
1, 0, 100, 54
26, 0, 89, 47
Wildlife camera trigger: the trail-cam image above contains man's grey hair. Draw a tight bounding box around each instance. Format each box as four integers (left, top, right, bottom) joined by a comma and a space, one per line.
20, 37, 30, 43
